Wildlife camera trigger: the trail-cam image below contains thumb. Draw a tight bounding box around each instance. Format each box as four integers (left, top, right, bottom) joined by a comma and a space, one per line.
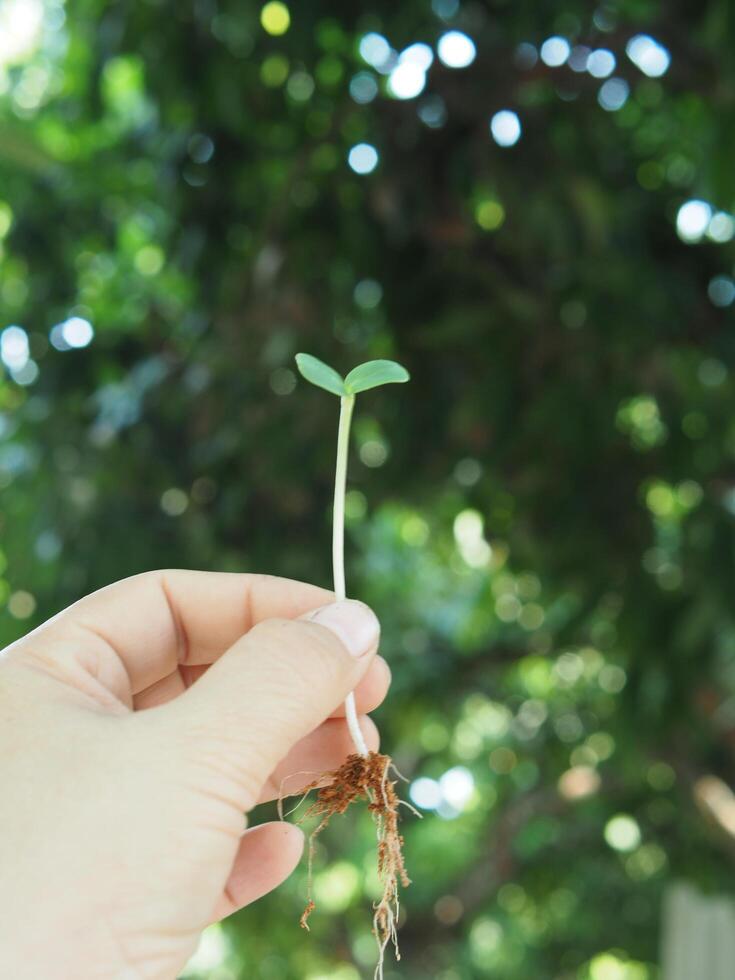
164, 599, 380, 805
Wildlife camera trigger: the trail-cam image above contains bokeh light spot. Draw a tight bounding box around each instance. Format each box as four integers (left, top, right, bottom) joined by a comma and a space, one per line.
0, 202, 13, 238
434, 894, 464, 925
558, 765, 601, 800
410, 776, 441, 810
588, 952, 643, 980
514, 42, 538, 69
604, 814, 641, 852
519, 602, 545, 630
489, 747, 517, 774
647, 762, 676, 791
161, 487, 189, 516
707, 211, 735, 243
439, 766, 475, 810
313, 861, 360, 912
349, 71, 378, 104
401, 42, 433, 70
347, 143, 379, 175
388, 60, 426, 99
470, 917, 503, 962
418, 95, 447, 128
568, 45, 591, 73
598, 664, 626, 693
286, 71, 314, 102
489, 110, 521, 147
359, 32, 391, 70
8, 590, 36, 619
359, 438, 388, 467
708, 275, 735, 308
0, 0, 43, 68
540, 36, 570, 67
188, 133, 214, 164
344, 489, 367, 522
353, 278, 382, 309
432, 0, 459, 18
698, 357, 727, 387
400, 513, 429, 546
10, 359, 39, 385
454, 457, 482, 485
676, 199, 712, 243
626, 34, 670, 77
59, 316, 94, 349
454, 508, 492, 567
437, 31, 476, 69
495, 593, 521, 622
587, 49, 616, 78
181, 926, 231, 975
260, 54, 289, 87
260, 2, 290, 36
0, 325, 29, 370
598, 78, 630, 111
475, 199, 505, 230
135, 244, 165, 276
269, 367, 296, 395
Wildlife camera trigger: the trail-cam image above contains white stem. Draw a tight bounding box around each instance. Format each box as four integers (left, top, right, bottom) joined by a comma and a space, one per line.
333, 394, 369, 757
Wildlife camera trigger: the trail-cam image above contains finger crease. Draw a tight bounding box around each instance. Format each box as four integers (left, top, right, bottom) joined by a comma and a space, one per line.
242, 577, 255, 636
223, 882, 239, 914
76, 620, 132, 684
160, 574, 191, 667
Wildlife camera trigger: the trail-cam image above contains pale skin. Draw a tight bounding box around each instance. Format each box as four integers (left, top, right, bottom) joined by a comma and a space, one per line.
0, 570, 389, 979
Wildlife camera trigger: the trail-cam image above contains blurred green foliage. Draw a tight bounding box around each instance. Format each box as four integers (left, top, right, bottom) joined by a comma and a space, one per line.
3, 0, 735, 977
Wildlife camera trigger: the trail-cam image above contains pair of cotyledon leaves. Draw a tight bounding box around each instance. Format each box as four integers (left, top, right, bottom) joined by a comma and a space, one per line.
295, 353, 410, 397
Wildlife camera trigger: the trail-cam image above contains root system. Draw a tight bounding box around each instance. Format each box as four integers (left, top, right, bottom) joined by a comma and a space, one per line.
293, 751, 414, 980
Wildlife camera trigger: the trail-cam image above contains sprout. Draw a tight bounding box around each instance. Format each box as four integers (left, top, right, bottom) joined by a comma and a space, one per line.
293, 352, 413, 978
295, 353, 409, 396
295, 352, 409, 751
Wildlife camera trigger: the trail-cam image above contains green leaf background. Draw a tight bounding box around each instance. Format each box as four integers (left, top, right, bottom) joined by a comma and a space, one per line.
2, 2, 735, 978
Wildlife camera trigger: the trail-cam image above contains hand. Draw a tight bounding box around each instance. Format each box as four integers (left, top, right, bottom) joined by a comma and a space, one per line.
0, 570, 387, 979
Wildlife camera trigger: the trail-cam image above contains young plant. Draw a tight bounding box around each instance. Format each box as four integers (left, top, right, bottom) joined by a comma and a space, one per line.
293, 352, 414, 978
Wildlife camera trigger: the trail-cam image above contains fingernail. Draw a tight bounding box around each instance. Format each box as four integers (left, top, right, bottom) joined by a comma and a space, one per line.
306, 599, 379, 657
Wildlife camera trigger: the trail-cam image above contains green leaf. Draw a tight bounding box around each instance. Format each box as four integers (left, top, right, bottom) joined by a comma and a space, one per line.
294, 353, 346, 396
344, 359, 410, 394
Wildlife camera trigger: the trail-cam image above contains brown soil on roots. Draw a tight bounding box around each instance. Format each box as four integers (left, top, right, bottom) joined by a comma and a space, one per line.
295, 751, 412, 979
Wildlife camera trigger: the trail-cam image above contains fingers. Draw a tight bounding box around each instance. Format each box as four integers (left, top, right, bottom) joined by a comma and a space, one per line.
162, 600, 380, 809
133, 671, 187, 711
210, 719, 379, 922
11, 571, 333, 701
212, 822, 305, 921
329, 657, 391, 718
259, 715, 379, 803
133, 656, 391, 715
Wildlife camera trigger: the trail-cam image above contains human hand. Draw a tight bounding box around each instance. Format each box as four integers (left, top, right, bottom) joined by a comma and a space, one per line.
0, 570, 387, 979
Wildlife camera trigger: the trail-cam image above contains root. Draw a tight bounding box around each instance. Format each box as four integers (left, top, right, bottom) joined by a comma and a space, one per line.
276, 769, 326, 821
292, 751, 412, 980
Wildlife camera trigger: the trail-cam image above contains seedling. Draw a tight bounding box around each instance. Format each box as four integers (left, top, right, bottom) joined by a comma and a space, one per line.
292, 352, 414, 978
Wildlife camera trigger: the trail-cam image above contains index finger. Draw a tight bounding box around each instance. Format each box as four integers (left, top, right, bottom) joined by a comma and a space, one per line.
13, 570, 333, 696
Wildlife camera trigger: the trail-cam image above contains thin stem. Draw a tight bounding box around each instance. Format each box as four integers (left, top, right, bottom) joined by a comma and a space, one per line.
333, 393, 369, 757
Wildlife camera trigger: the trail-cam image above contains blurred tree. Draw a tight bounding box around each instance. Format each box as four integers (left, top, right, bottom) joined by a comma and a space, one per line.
2, 0, 735, 977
